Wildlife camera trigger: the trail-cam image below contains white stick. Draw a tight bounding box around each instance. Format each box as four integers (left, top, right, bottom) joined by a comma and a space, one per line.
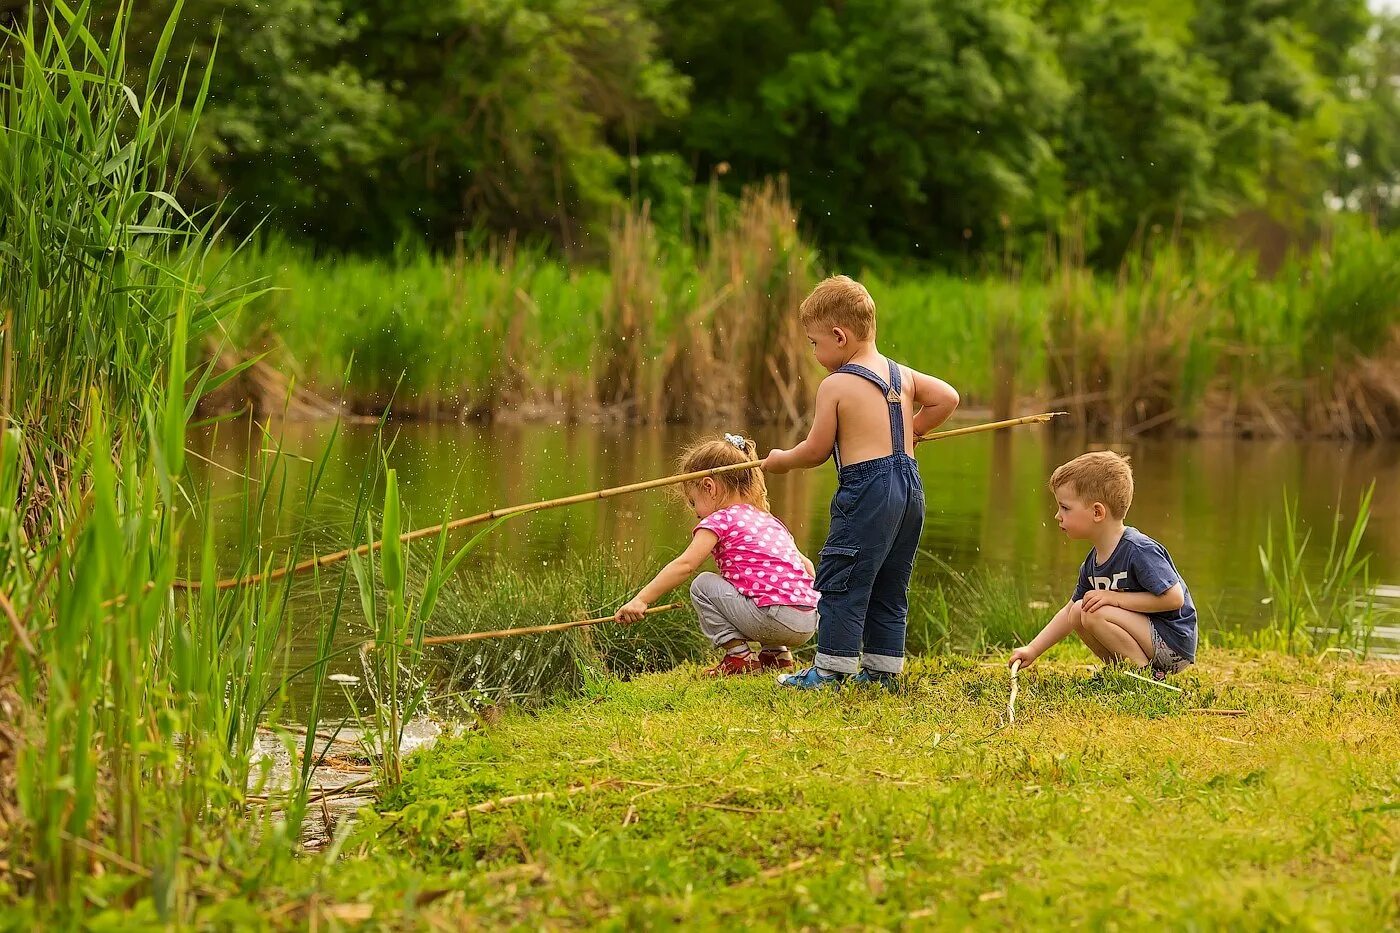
1122, 668, 1183, 692
1008, 659, 1021, 724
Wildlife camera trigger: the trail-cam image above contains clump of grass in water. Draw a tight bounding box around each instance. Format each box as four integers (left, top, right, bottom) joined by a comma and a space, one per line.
1247, 483, 1387, 656
411, 557, 708, 714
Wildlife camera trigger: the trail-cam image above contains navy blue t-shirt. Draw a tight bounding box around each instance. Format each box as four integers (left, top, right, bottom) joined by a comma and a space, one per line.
1073, 526, 1197, 660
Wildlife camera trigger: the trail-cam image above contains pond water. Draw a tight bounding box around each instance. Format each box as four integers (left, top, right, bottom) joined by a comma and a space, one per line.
192, 419, 1400, 707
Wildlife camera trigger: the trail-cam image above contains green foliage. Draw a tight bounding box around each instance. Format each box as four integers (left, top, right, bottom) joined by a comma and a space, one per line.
1055, 8, 1266, 257
123, 0, 688, 250
658, 0, 1069, 259
1334, 15, 1400, 226
0, 1, 252, 467
82, 0, 1400, 258
0, 6, 362, 920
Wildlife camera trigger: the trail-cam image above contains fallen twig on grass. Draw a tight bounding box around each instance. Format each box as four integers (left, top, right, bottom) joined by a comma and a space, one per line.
455, 780, 620, 817
245, 775, 378, 809
1212, 735, 1253, 746
1188, 708, 1247, 716
1123, 669, 1184, 692
696, 801, 776, 815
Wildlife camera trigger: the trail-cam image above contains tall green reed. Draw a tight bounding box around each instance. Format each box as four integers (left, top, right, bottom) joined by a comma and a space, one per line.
1254, 484, 1383, 656
909, 558, 1042, 656
0, 5, 361, 920
0, 2, 260, 487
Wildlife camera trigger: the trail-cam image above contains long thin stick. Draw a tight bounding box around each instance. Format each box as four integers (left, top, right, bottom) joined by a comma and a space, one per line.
419, 602, 680, 646
182, 412, 1064, 591
177, 460, 762, 591
1008, 659, 1021, 724
915, 411, 1066, 444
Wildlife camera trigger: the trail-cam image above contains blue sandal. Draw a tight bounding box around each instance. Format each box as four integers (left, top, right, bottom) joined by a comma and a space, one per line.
776, 666, 847, 691
852, 669, 899, 691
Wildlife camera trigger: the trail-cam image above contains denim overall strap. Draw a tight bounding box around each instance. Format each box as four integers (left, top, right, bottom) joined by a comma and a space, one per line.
885, 359, 905, 451
832, 361, 903, 465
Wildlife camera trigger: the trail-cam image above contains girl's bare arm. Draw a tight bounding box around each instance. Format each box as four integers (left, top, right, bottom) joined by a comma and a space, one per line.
617, 530, 719, 622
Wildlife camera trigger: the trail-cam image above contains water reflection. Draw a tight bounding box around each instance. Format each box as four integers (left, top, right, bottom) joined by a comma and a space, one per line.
192, 420, 1400, 634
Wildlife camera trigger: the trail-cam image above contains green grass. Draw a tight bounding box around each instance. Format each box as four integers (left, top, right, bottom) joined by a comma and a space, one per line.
65, 649, 1394, 928
359, 652, 1400, 927
415, 557, 709, 716
217, 237, 611, 415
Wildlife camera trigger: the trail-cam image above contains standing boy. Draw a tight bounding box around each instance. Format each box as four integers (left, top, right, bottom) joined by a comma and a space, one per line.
764, 276, 959, 688
1009, 451, 1197, 679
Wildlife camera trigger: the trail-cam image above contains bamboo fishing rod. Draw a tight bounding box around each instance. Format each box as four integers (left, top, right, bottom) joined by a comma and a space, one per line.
915, 410, 1065, 444
416, 602, 681, 646
179, 410, 1066, 591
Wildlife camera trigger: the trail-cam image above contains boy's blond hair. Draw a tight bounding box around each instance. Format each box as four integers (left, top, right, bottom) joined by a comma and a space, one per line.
799, 275, 876, 340
1050, 451, 1134, 519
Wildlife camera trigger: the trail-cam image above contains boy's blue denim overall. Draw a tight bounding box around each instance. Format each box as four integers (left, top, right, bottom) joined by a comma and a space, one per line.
813, 360, 925, 675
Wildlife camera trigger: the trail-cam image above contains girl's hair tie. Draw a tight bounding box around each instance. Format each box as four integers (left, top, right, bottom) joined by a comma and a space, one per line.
724, 433, 746, 450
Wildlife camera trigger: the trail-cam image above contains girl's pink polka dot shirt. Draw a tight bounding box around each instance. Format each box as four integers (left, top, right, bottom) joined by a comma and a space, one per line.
695, 503, 819, 609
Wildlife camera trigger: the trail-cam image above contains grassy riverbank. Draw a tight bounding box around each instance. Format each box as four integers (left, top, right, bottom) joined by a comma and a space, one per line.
360, 650, 1400, 927
218, 219, 1400, 438
45, 649, 1391, 928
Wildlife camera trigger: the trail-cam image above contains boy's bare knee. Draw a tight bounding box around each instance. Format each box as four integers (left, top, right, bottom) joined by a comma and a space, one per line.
1080, 607, 1107, 629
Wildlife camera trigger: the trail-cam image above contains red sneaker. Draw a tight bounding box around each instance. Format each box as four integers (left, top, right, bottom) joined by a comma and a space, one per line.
757, 651, 795, 672
703, 652, 762, 677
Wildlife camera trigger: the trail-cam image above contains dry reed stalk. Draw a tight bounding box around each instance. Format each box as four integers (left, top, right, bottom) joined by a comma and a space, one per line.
454, 779, 619, 817
710, 178, 816, 424
198, 337, 344, 421
597, 205, 661, 417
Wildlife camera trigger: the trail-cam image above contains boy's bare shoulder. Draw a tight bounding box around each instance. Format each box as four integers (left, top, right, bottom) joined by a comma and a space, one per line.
816, 370, 869, 397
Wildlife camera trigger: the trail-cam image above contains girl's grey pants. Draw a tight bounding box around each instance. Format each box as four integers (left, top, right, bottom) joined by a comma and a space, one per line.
690, 572, 817, 650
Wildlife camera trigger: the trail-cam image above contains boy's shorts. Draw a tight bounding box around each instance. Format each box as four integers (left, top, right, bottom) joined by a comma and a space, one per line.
1150, 625, 1192, 678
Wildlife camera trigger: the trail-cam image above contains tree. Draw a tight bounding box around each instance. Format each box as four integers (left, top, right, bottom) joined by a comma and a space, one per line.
105, 0, 687, 251
1334, 15, 1400, 226
1055, 8, 1267, 257
654, 0, 1068, 260
1191, 0, 1373, 224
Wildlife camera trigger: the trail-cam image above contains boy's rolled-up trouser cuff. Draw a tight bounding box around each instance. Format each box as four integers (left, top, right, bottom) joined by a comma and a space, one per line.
860, 651, 904, 674
814, 651, 860, 675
